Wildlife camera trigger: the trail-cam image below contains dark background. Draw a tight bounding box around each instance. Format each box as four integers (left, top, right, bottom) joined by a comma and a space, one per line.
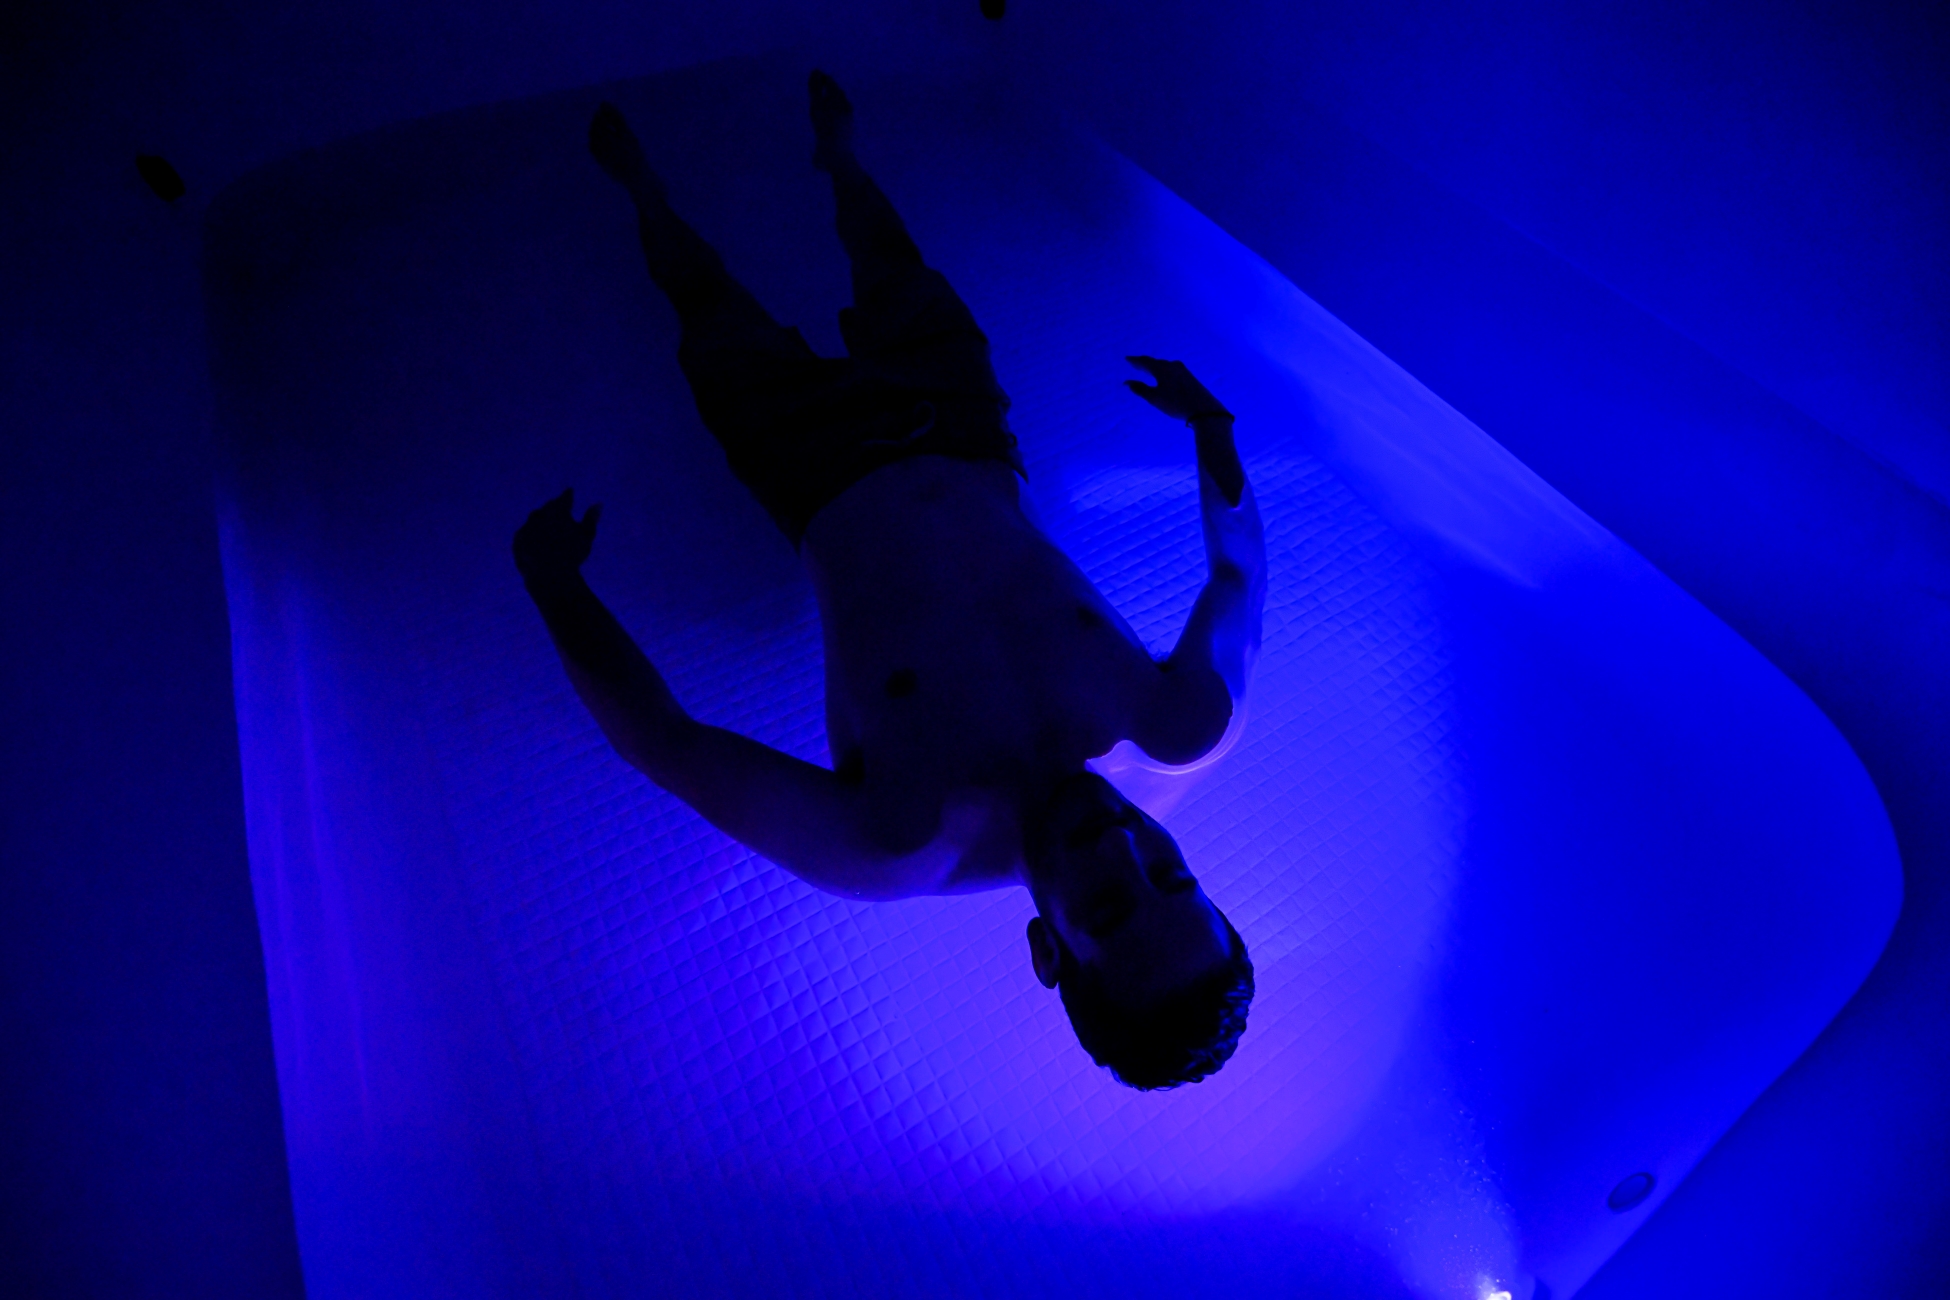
3, 1, 1943, 1295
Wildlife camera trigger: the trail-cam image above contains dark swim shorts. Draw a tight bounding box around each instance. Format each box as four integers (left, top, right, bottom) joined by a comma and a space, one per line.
676, 264, 1024, 546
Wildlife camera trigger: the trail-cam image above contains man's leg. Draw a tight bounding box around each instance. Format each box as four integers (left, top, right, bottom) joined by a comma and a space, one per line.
589, 103, 779, 331
809, 71, 927, 303
589, 101, 859, 544
805, 70, 1019, 473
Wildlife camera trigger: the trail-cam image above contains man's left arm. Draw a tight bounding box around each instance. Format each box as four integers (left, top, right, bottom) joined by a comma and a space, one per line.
1172, 411, 1265, 696
1145, 411, 1265, 764
1123, 359, 1267, 766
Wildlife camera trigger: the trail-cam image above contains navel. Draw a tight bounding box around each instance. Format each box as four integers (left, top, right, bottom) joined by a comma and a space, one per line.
884, 668, 919, 699
1075, 604, 1103, 630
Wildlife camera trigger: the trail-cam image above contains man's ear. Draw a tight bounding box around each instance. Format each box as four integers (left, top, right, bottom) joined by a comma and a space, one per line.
1027, 916, 1061, 990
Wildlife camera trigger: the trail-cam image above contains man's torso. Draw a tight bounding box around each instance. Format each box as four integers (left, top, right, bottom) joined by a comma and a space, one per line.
799, 455, 1164, 891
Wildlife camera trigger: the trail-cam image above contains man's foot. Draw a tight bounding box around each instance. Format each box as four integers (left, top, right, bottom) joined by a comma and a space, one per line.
809, 70, 855, 172
588, 102, 665, 204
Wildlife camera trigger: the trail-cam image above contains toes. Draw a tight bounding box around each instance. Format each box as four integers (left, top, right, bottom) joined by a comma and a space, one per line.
589, 103, 636, 149
808, 69, 852, 116
589, 110, 618, 153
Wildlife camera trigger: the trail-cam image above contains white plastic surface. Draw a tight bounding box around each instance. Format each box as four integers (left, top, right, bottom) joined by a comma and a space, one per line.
207, 58, 1899, 1299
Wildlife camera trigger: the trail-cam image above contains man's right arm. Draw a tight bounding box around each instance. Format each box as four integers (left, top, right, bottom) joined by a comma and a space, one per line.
525, 569, 694, 776
516, 491, 929, 900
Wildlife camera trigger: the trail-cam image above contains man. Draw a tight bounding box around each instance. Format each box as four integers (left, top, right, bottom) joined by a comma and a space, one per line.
514, 71, 1265, 1089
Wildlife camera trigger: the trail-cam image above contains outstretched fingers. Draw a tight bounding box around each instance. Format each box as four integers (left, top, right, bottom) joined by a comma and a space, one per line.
515, 488, 603, 586
546, 488, 600, 531
1124, 355, 1232, 423
1124, 355, 1187, 414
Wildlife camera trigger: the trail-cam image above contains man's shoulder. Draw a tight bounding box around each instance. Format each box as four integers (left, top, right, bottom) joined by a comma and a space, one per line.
1131, 662, 1234, 768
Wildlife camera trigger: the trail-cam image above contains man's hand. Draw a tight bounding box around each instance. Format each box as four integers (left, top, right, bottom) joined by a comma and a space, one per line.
514, 489, 602, 591
1124, 356, 1231, 423
1125, 356, 1244, 508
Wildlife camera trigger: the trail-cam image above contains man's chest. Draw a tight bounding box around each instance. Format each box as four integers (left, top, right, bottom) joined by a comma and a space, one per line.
817, 548, 1158, 785
801, 456, 1162, 788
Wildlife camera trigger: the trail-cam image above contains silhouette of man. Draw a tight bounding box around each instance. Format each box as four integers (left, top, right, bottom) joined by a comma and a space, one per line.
516, 72, 1265, 1089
